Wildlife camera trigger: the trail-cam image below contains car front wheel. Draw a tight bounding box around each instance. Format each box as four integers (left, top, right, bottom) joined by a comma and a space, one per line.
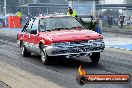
40, 48, 50, 65
90, 52, 100, 63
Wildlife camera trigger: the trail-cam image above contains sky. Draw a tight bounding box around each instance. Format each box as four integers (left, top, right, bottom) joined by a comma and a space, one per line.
105, 0, 124, 4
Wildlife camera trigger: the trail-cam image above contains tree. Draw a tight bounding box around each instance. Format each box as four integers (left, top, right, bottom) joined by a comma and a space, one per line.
102, 9, 119, 18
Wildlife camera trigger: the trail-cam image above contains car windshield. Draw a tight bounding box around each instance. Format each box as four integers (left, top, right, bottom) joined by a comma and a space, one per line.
39, 17, 83, 32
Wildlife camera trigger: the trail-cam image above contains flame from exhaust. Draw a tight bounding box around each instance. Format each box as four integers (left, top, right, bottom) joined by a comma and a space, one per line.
78, 66, 86, 76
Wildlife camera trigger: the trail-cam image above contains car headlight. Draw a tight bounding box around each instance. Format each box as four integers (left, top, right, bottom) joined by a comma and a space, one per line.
95, 39, 104, 42
88, 39, 103, 43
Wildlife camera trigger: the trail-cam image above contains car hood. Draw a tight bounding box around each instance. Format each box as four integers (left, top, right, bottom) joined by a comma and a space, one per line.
40, 29, 103, 42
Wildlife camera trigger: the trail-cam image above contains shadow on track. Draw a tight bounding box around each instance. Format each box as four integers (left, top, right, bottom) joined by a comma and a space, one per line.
30, 54, 100, 69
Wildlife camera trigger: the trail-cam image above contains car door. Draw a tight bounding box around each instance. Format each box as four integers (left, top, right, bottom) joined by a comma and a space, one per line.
23, 18, 35, 51
28, 18, 40, 54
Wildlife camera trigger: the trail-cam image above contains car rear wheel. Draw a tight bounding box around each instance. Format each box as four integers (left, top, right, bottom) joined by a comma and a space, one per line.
90, 52, 100, 63
20, 44, 31, 57
40, 47, 50, 65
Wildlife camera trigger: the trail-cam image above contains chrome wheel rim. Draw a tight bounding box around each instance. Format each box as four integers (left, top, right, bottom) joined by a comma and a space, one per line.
41, 50, 47, 62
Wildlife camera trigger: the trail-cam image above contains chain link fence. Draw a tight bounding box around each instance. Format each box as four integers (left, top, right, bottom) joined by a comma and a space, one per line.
0, 2, 95, 27
0, 4, 68, 27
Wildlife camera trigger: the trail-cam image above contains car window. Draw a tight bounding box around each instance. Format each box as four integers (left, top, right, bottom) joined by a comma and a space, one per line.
31, 19, 38, 31
39, 17, 83, 32
81, 18, 92, 22
39, 19, 46, 32
24, 18, 35, 33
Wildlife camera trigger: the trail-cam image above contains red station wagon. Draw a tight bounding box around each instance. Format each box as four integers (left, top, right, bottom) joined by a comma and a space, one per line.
17, 15, 105, 65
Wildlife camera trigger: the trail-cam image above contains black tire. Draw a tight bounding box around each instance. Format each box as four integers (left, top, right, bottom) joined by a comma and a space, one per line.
20, 43, 31, 57
40, 46, 50, 65
90, 52, 100, 63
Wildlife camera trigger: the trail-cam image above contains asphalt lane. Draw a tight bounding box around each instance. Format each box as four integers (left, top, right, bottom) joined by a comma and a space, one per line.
0, 30, 132, 88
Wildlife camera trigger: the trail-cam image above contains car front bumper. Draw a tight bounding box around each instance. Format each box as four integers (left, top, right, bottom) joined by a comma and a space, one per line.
45, 42, 105, 58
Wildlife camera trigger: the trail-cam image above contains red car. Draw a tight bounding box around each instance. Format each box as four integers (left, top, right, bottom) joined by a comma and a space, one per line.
17, 15, 105, 65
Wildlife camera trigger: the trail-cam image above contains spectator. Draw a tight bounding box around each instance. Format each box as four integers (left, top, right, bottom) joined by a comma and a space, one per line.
16, 10, 22, 24
107, 16, 113, 28
67, 7, 73, 15
67, 7, 77, 18
120, 16, 124, 28
95, 16, 102, 34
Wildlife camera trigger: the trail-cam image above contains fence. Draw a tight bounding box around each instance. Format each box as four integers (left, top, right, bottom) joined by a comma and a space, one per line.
0, 3, 96, 27
0, 4, 68, 27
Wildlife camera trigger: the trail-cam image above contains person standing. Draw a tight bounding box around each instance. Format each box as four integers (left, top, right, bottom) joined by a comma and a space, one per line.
67, 7, 77, 18
16, 10, 22, 24
120, 16, 124, 28
107, 16, 112, 28
95, 16, 102, 34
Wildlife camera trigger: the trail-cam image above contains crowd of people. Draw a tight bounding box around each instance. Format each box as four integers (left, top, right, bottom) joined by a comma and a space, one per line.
101, 15, 126, 28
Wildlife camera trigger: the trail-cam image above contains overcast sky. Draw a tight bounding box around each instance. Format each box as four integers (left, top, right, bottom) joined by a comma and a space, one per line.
105, 0, 124, 4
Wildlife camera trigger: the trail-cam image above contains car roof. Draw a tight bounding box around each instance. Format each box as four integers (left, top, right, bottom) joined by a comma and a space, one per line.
35, 15, 71, 19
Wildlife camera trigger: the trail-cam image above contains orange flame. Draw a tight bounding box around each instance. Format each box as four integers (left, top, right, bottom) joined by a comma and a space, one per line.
78, 66, 86, 76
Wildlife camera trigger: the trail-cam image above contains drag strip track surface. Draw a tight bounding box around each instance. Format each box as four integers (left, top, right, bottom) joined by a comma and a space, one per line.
0, 30, 132, 88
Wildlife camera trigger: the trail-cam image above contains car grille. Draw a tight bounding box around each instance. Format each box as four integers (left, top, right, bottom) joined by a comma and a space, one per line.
69, 40, 88, 44
56, 40, 104, 53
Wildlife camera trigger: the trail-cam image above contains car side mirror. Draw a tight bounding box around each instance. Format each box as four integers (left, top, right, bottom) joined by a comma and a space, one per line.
30, 30, 37, 34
